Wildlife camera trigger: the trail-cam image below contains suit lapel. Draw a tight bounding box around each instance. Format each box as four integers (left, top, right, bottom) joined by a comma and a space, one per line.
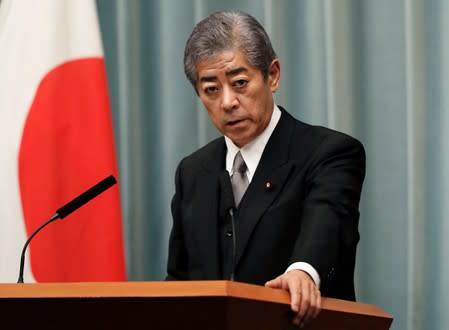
193, 138, 226, 278
234, 110, 296, 267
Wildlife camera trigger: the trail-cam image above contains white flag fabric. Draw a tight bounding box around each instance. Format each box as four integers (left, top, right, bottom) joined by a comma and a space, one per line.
0, 0, 126, 282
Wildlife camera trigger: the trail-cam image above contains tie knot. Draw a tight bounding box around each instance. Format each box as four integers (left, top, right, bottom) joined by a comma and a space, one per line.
233, 151, 247, 174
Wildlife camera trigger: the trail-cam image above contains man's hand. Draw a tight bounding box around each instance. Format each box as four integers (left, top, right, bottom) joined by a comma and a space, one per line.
265, 269, 321, 328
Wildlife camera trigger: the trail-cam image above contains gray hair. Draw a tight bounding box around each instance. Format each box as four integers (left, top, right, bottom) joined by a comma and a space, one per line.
184, 11, 277, 88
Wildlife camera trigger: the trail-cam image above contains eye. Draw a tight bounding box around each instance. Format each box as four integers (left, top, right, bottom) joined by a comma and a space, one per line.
233, 79, 248, 88
204, 86, 219, 94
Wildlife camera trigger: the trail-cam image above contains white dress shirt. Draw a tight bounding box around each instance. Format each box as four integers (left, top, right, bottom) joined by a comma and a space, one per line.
224, 105, 320, 288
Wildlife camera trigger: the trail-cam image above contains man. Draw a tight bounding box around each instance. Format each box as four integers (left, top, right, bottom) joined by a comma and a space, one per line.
167, 11, 365, 327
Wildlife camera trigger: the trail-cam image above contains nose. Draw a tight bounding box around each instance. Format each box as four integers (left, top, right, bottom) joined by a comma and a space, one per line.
221, 86, 239, 112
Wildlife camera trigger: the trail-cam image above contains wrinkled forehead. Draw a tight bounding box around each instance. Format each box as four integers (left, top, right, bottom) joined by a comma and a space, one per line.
196, 50, 253, 80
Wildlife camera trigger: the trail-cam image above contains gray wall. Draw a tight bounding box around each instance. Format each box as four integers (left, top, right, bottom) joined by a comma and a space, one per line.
97, 1, 449, 329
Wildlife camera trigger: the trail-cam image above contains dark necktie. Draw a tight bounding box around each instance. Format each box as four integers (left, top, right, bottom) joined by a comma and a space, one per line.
231, 151, 249, 207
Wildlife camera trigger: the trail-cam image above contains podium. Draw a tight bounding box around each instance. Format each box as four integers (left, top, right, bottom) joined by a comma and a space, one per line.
0, 280, 392, 329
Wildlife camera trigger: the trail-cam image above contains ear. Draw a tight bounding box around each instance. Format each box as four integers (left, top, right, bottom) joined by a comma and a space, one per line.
268, 59, 281, 92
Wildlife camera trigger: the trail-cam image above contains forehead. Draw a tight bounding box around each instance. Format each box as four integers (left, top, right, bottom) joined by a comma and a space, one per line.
196, 50, 254, 81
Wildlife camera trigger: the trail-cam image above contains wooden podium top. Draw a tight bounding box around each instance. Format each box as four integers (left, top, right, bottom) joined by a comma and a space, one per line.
0, 280, 392, 329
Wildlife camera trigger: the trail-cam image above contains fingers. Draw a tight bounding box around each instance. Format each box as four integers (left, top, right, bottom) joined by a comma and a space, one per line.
265, 270, 321, 328
314, 291, 322, 318
301, 283, 321, 324
288, 279, 302, 313
291, 288, 303, 326
286, 271, 321, 328
264, 275, 282, 288
293, 278, 312, 326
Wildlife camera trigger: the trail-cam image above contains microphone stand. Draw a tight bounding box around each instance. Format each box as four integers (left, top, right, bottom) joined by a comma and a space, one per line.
17, 214, 59, 283
229, 208, 237, 281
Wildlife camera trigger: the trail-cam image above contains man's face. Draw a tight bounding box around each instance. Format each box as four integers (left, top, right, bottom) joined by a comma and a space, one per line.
195, 50, 280, 148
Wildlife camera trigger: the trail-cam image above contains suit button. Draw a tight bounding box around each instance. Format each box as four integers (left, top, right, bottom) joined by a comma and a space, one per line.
226, 231, 233, 237
327, 267, 336, 280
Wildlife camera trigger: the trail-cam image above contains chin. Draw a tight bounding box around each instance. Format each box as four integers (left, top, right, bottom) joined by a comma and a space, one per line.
226, 131, 254, 147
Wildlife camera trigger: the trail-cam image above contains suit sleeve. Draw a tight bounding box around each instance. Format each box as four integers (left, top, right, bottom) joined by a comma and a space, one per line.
166, 160, 188, 280
290, 133, 366, 289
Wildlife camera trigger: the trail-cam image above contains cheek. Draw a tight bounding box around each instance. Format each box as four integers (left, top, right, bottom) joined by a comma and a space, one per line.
205, 108, 224, 128
242, 98, 264, 121
201, 99, 218, 115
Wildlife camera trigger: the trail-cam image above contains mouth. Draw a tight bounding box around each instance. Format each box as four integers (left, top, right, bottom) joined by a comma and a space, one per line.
227, 118, 246, 127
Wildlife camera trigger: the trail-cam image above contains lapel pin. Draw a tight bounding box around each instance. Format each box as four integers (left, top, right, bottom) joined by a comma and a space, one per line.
265, 181, 273, 191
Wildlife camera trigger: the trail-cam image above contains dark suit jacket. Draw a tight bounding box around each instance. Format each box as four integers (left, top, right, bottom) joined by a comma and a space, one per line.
167, 107, 365, 301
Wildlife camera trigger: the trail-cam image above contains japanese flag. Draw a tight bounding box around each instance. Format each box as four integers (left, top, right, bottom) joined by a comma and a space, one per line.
0, 0, 126, 282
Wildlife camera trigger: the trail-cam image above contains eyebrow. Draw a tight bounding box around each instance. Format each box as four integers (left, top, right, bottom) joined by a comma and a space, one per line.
199, 67, 248, 83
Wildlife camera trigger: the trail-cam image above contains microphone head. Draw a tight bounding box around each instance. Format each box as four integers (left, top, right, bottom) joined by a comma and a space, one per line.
56, 175, 117, 219
219, 171, 235, 217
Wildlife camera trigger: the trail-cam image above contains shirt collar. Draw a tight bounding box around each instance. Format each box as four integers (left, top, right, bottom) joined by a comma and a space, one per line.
225, 105, 281, 182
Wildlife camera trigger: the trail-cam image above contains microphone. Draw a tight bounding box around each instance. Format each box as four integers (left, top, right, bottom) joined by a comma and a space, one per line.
17, 175, 117, 283
219, 171, 237, 281
56, 175, 116, 218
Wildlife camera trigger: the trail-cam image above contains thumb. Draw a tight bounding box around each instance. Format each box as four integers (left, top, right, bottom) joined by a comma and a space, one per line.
265, 276, 282, 288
